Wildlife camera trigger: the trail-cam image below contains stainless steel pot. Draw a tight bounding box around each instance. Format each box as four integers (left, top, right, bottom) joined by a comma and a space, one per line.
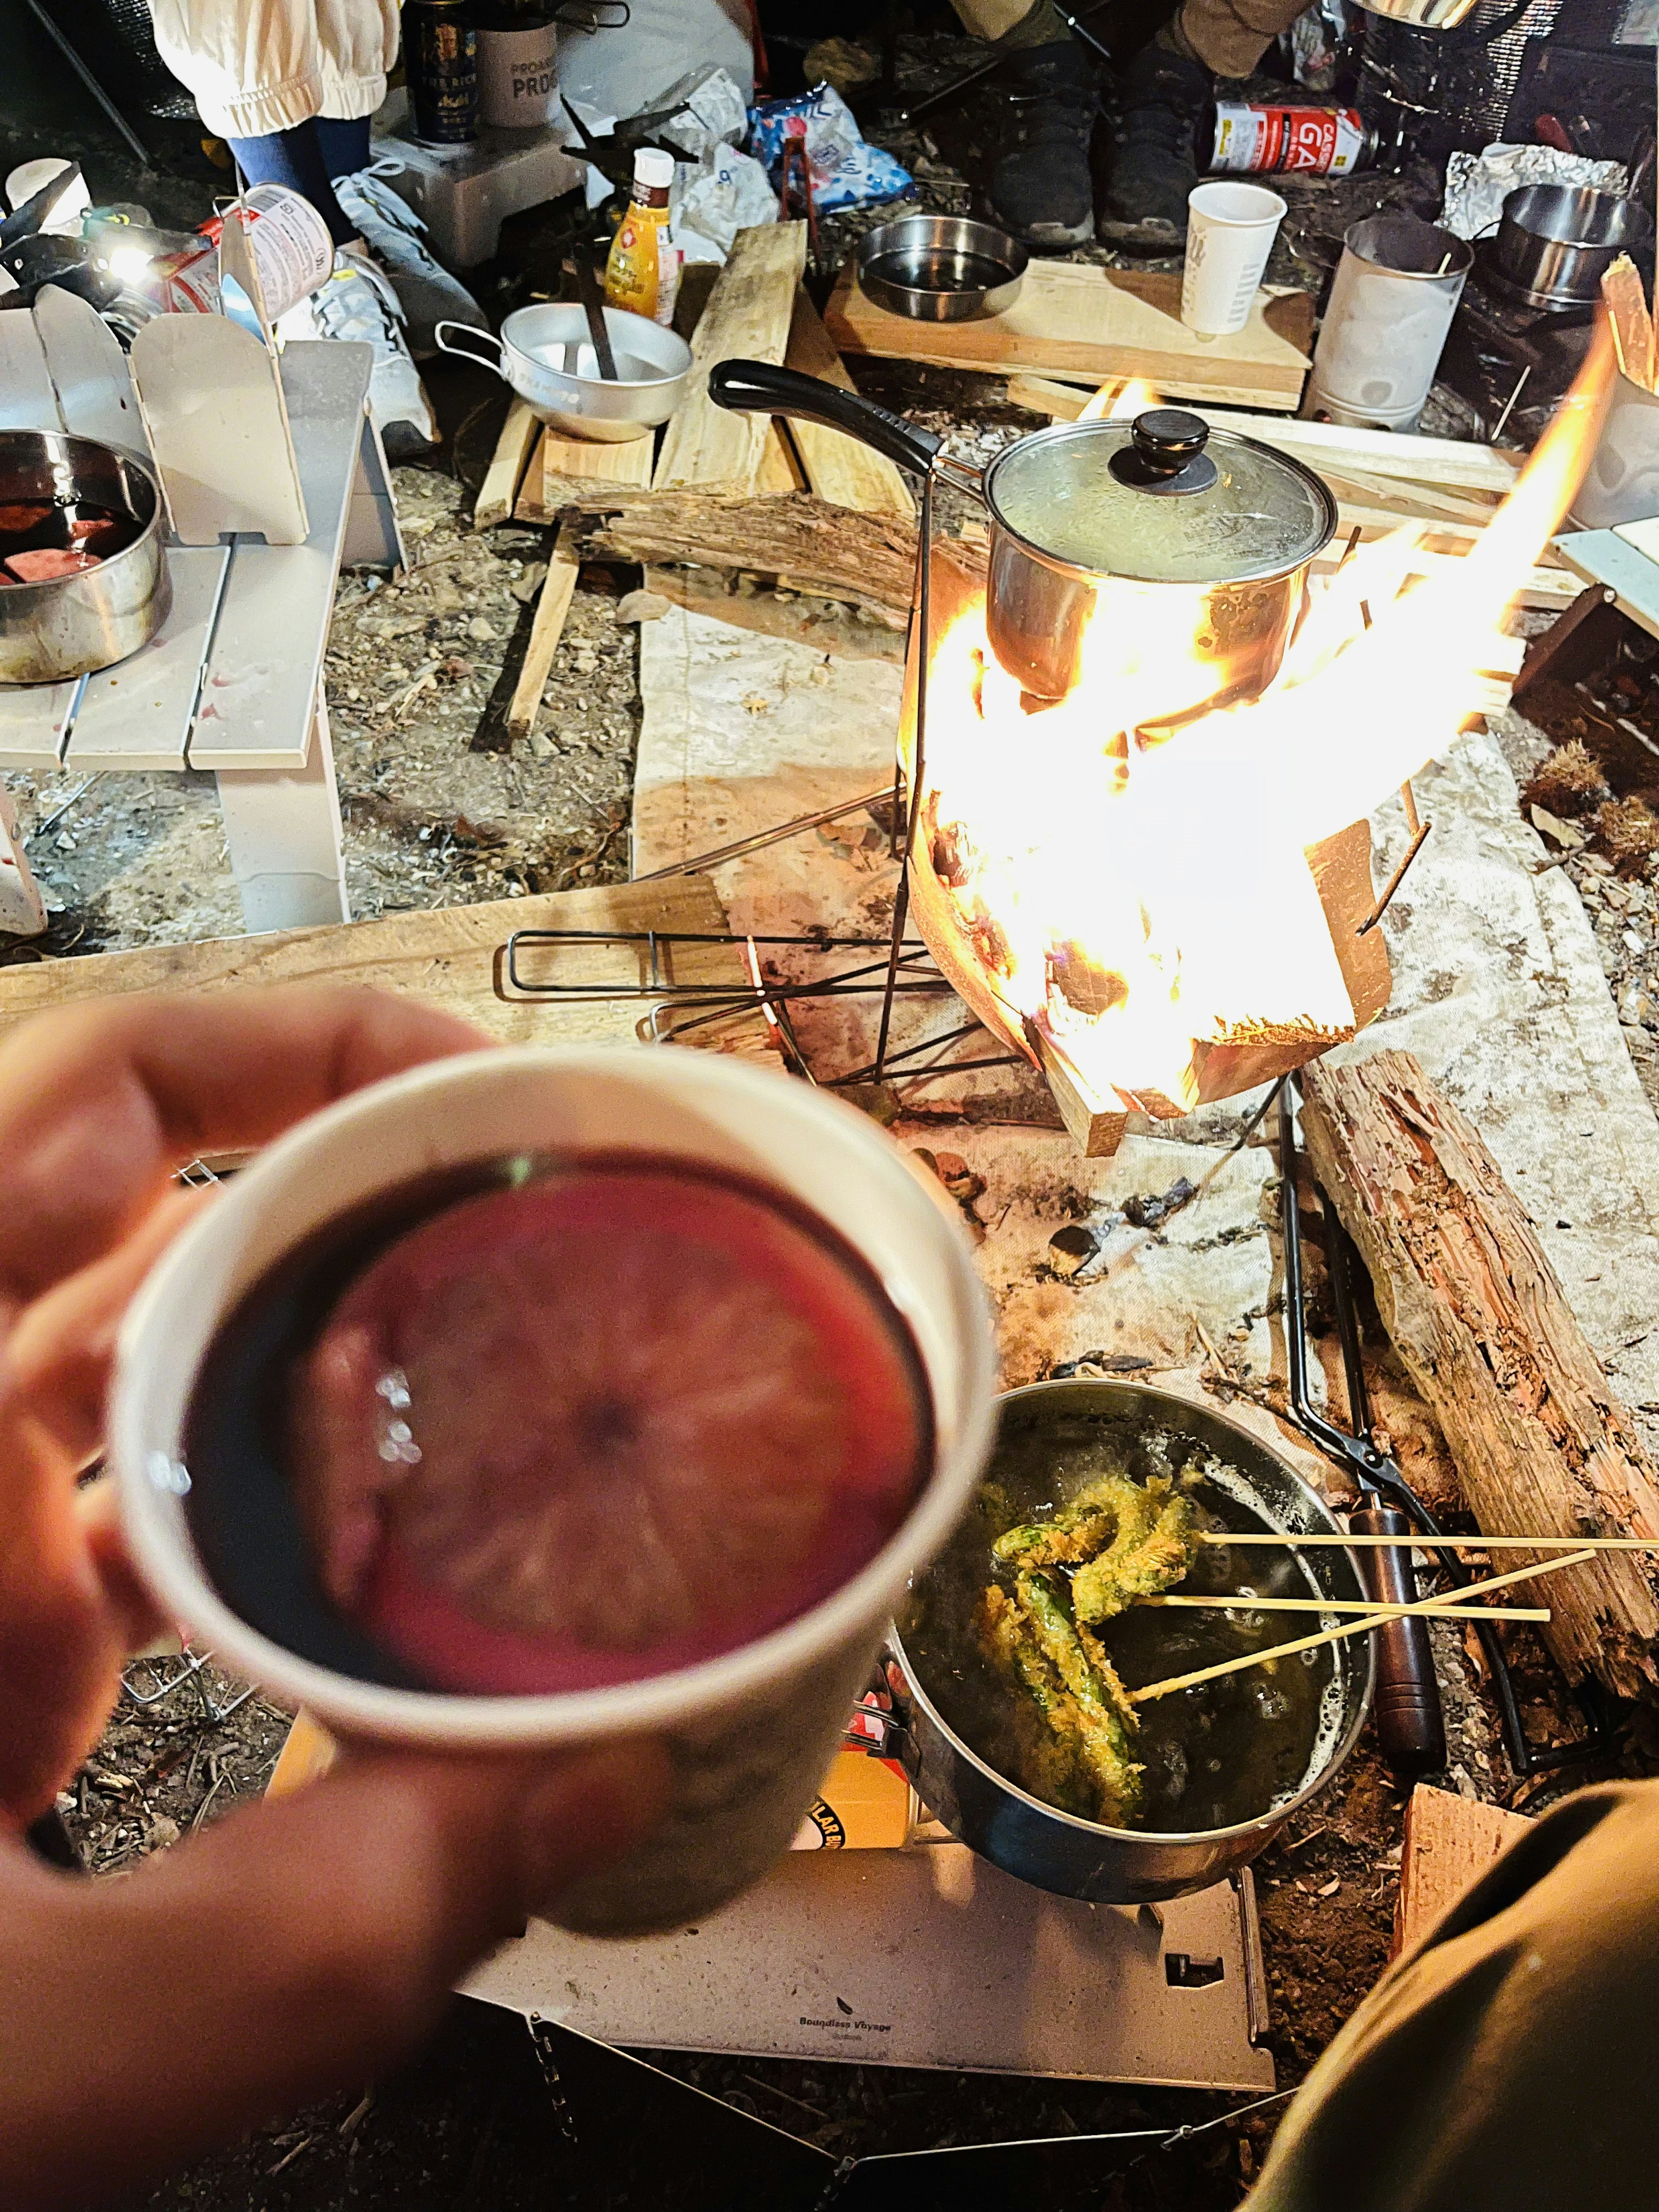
1487, 185, 1654, 313
855, 213, 1027, 321
0, 429, 168, 685
874, 1378, 1374, 1905
708, 362, 1337, 702
437, 304, 692, 441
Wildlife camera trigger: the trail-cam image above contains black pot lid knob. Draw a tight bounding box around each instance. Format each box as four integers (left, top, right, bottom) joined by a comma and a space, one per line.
1110, 408, 1219, 497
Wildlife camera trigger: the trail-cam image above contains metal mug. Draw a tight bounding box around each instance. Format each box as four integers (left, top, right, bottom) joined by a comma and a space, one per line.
706, 361, 1336, 702
871, 1378, 1375, 1906
0, 429, 168, 684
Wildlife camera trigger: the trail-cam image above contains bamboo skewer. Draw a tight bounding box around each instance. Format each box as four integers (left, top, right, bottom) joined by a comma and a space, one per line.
1141, 1593, 1549, 1623
1130, 1549, 1596, 1707
1196, 1532, 1659, 1553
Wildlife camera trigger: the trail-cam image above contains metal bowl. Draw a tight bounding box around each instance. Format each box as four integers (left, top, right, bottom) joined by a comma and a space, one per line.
0, 430, 168, 686
856, 214, 1028, 322
1486, 184, 1654, 312
885, 1378, 1375, 1905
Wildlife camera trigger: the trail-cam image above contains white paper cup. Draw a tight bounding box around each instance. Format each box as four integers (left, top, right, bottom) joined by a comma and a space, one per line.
1181, 181, 1286, 338
111, 1046, 998, 1935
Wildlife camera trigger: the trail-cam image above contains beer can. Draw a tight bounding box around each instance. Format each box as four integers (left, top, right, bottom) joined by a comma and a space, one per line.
1209, 103, 1376, 178
404, 0, 479, 147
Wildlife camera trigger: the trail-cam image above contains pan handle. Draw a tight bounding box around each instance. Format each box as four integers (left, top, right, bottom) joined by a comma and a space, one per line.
708, 359, 944, 479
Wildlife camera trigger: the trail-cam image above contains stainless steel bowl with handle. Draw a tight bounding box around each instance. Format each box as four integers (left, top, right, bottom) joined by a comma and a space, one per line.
1487, 184, 1655, 312
855, 214, 1028, 322
876, 1378, 1374, 1906
0, 430, 168, 686
436, 304, 692, 440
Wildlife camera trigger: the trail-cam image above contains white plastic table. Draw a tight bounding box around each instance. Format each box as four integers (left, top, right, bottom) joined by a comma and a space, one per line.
0, 292, 402, 937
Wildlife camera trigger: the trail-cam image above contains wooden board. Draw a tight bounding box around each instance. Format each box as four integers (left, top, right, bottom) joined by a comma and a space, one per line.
474, 398, 540, 531
756, 418, 807, 493
1301, 1049, 1659, 1703
0, 873, 772, 1054
1392, 1784, 1532, 1958
826, 263, 1313, 412
783, 287, 915, 521
505, 518, 580, 743
515, 425, 655, 524
652, 222, 808, 496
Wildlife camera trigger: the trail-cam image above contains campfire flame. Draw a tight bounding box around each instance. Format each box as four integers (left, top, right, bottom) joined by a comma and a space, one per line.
918, 328, 1615, 1116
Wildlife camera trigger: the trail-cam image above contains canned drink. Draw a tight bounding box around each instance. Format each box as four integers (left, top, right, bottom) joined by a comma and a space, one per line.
404, 0, 480, 146
1209, 102, 1376, 178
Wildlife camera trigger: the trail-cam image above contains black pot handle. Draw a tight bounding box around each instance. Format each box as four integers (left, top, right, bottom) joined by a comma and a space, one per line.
708, 359, 944, 478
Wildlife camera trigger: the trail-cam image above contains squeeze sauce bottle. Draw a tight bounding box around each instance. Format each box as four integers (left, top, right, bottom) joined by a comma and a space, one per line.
604, 146, 680, 329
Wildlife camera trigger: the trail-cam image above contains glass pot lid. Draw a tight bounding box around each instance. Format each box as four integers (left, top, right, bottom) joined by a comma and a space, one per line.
982, 410, 1337, 587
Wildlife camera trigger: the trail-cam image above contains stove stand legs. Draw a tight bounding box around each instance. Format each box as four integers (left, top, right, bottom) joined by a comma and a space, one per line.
214, 688, 350, 932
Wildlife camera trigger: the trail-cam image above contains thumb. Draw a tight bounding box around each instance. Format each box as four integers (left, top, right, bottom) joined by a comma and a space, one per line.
0, 1738, 668, 2212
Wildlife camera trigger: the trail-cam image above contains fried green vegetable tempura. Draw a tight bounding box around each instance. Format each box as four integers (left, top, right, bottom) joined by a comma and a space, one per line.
977, 1468, 1203, 1828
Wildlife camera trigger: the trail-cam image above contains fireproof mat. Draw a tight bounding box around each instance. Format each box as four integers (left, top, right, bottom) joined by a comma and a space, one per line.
467, 1845, 1274, 2091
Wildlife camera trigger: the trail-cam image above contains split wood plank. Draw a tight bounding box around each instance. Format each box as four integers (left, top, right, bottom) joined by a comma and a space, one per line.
756, 418, 807, 493
652, 221, 808, 496
505, 518, 580, 744
1392, 1784, 1532, 1959
1300, 1049, 1659, 1703
589, 491, 918, 614
640, 563, 907, 662
0, 872, 771, 1054
1603, 254, 1656, 393
474, 398, 541, 530
515, 426, 655, 525
783, 287, 915, 520
1005, 375, 1525, 494
827, 262, 1313, 412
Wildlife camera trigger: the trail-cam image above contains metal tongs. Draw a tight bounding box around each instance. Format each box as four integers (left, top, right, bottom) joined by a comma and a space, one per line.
1278, 1081, 1615, 1785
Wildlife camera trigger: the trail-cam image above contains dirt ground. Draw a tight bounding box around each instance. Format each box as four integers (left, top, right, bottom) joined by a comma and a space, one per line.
8, 28, 1659, 2212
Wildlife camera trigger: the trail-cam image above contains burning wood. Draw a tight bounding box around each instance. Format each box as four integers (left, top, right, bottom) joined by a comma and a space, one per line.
901, 332, 1616, 1154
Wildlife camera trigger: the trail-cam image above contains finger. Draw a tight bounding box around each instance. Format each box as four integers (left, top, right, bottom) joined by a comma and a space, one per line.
0, 1738, 670, 2212
0, 988, 488, 1310
3, 1185, 211, 1465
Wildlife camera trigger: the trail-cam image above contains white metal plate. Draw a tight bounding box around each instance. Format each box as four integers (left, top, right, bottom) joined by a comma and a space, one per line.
468, 1847, 1274, 2091
0, 672, 83, 768
128, 315, 307, 547
34, 283, 144, 455
63, 546, 230, 770
188, 341, 372, 772
0, 311, 61, 433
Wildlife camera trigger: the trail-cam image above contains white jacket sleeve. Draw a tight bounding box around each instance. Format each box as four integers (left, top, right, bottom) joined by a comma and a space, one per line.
145, 0, 398, 138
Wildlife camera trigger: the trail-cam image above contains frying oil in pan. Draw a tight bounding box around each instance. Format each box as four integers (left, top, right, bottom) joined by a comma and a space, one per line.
900, 1417, 1346, 1834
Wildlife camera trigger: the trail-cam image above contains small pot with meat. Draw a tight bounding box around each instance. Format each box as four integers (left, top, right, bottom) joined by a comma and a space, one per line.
0, 429, 168, 683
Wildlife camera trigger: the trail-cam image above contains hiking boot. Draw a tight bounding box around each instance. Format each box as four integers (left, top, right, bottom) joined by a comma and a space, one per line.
276, 247, 439, 458
331, 163, 489, 361
986, 38, 1098, 252
1100, 43, 1211, 250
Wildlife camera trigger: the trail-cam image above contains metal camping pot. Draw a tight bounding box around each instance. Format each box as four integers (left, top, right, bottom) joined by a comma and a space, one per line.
708, 362, 1337, 702
1487, 185, 1654, 313
872, 1379, 1374, 1905
0, 429, 168, 685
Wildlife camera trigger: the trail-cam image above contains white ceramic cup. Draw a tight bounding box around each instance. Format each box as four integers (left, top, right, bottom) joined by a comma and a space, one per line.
1181, 181, 1287, 338
111, 1046, 998, 1936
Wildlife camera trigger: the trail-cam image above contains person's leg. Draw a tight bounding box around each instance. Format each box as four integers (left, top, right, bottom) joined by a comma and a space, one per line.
1247, 1780, 1659, 2211
950, 0, 1099, 251
1101, 0, 1305, 248
223, 121, 357, 246
311, 114, 373, 179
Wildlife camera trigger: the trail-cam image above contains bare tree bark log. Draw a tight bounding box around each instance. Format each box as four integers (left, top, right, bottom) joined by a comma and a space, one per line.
1301, 1049, 1659, 1701
585, 493, 919, 615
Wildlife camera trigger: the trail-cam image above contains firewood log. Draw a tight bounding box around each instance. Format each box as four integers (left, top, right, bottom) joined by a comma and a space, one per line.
1300, 1049, 1659, 1702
